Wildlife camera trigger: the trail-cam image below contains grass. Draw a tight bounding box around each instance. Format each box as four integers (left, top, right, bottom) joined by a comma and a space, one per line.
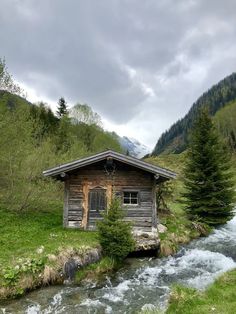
75, 256, 119, 284
166, 269, 236, 314
0, 204, 98, 268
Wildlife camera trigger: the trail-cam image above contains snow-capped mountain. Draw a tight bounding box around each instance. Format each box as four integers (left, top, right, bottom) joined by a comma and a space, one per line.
118, 136, 150, 158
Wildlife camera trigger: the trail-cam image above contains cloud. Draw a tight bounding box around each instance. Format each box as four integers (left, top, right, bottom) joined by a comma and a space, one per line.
0, 0, 236, 147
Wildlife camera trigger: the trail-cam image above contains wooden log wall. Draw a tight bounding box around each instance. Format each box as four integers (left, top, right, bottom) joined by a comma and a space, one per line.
63, 160, 156, 232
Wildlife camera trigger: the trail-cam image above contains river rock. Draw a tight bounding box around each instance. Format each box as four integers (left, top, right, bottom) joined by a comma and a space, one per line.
63, 248, 102, 282
157, 223, 167, 233
133, 232, 160, 252
63, 259, 79, 282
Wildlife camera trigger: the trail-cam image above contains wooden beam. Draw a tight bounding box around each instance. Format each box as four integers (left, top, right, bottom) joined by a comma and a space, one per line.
152, 176, 157, 231
106, 181, 113, 210
81, 181, 89, 229
63, 179, 69, 227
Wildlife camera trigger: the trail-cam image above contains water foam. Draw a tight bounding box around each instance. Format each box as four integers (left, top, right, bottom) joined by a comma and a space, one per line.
26, 303, 41, 314
102, 279, 132, 303
80, 299, 112, 313
177, 248, 236, 289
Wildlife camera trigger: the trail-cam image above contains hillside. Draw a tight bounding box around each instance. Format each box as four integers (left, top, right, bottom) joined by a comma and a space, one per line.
214, 100, 236, 150
152, 72, 236, 155
0, 91, 122, 212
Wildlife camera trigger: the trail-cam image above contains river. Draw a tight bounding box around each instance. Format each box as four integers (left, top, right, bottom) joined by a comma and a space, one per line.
1, 215, 236, 314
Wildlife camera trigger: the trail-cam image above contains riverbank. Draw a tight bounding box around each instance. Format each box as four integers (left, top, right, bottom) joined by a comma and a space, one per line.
1, 212, 235, 312
0, 201, 207, 302
158, 203, 210, 257
0, 205, 99, 300
166, 268, 236, 314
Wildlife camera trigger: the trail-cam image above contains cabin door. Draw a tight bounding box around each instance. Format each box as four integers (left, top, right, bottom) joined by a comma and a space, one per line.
88, 188, 107, 230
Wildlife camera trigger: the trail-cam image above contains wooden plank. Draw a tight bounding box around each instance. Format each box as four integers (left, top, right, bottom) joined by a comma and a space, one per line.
106, 183, 112, 209
124, 217, 152, 222
133, 226, 153, 232
63, 179, 69, 227
68, 205, 81, 211
81, 181, 89, 229
68, 217, 82, 221
152, 176, 157, 230
68, 221, 81, 228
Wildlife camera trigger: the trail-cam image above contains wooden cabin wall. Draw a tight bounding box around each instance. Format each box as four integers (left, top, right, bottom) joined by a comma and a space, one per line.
63, 161, 156, 233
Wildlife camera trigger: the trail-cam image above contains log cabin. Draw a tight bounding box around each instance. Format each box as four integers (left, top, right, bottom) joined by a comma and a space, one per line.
43, 150, 176, 234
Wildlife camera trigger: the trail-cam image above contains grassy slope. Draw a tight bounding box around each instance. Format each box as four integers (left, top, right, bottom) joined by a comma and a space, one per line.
0, 204, 98, 268
214, 100, 236, 139
167, 269, 236, 314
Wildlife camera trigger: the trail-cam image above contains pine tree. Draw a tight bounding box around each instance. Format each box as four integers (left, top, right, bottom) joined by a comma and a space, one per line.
97, 198, 135, 260
57, 97, 68, 118
182, 108, 235, 225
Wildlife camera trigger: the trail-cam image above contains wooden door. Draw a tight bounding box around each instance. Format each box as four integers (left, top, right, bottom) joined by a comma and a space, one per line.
88, 188, 107, 229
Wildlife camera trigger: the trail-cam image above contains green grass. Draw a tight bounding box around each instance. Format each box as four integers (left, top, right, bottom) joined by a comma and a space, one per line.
0, 204, 98, 269
166, 269, 236, 314
75, 256, 119, 283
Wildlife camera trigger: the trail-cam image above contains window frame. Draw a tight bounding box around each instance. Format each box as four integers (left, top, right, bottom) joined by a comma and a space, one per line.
122, 190, 139, 206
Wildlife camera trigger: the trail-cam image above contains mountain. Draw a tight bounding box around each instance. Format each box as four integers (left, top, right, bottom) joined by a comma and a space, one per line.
117, 136, 150, 158
152, 72, 236, 155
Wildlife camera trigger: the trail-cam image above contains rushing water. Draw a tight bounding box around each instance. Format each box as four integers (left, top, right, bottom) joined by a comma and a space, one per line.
1, 215, 236, 314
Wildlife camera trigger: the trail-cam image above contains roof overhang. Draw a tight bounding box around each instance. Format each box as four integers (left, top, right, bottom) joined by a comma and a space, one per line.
43, 150, 177, 180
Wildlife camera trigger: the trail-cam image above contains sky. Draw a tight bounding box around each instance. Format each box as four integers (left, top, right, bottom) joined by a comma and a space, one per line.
1, 0, 236, 149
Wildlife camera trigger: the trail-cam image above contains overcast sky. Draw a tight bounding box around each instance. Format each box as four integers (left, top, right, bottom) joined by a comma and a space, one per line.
1, 0, 236, 149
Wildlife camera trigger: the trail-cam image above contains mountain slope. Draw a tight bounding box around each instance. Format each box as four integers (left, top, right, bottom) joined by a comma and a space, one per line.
118, 136, 150, 158
214, 100, 236, 150
152, 72, 236, 155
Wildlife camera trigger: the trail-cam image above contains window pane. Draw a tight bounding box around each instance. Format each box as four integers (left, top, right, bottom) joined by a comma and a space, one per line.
123, 191, 139, 204
131, 198, 138, 204
124, 197, 130, 204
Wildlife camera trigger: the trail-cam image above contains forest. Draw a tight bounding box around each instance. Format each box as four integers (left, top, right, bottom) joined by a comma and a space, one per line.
0, 89, 122, 212
152, 72, 236, 155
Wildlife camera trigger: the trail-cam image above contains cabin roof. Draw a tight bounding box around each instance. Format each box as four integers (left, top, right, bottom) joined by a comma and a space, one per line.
43, 150, 177, 180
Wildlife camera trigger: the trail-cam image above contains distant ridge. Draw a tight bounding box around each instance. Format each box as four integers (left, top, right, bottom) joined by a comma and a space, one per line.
152, 72, 236, 155
117, 135, 150, 158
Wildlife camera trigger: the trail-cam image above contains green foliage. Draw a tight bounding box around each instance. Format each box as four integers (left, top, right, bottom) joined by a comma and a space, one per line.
2, 258, 45, 287
153, 72, 236, 155
75, 256, 117, 284
214, 100, 236, 150
69, 103, 102, 127
156, 181, 174, 211
56, 97, 68, 118
97, 198, 135, 261
182, 109, 235, 225
0, 89, 122, 212
0, 57, 25, 97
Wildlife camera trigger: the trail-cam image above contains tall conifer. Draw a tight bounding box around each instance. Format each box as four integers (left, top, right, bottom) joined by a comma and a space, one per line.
182, 108, 235, 225
57, 97, 68, 118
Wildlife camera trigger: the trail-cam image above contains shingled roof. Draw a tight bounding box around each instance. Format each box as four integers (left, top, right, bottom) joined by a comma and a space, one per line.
43, 150, 177, 180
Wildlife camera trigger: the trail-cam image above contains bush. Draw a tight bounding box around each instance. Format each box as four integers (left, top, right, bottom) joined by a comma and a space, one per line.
97, 198, 135, 261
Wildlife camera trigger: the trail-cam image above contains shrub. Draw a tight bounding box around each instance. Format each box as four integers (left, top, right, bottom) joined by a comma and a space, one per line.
97, 198, 135, 261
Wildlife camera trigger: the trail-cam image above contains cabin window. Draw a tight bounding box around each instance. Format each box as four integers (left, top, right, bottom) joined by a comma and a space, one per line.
123, 191, 139, 205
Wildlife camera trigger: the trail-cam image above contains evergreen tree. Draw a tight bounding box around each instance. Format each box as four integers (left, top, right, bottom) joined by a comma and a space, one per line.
57, 97, 68, 118
97, 198, 135, 261
182, 108, 235, 225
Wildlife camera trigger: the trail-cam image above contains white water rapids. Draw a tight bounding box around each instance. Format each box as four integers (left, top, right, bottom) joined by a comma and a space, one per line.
1, 215, 236, 314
